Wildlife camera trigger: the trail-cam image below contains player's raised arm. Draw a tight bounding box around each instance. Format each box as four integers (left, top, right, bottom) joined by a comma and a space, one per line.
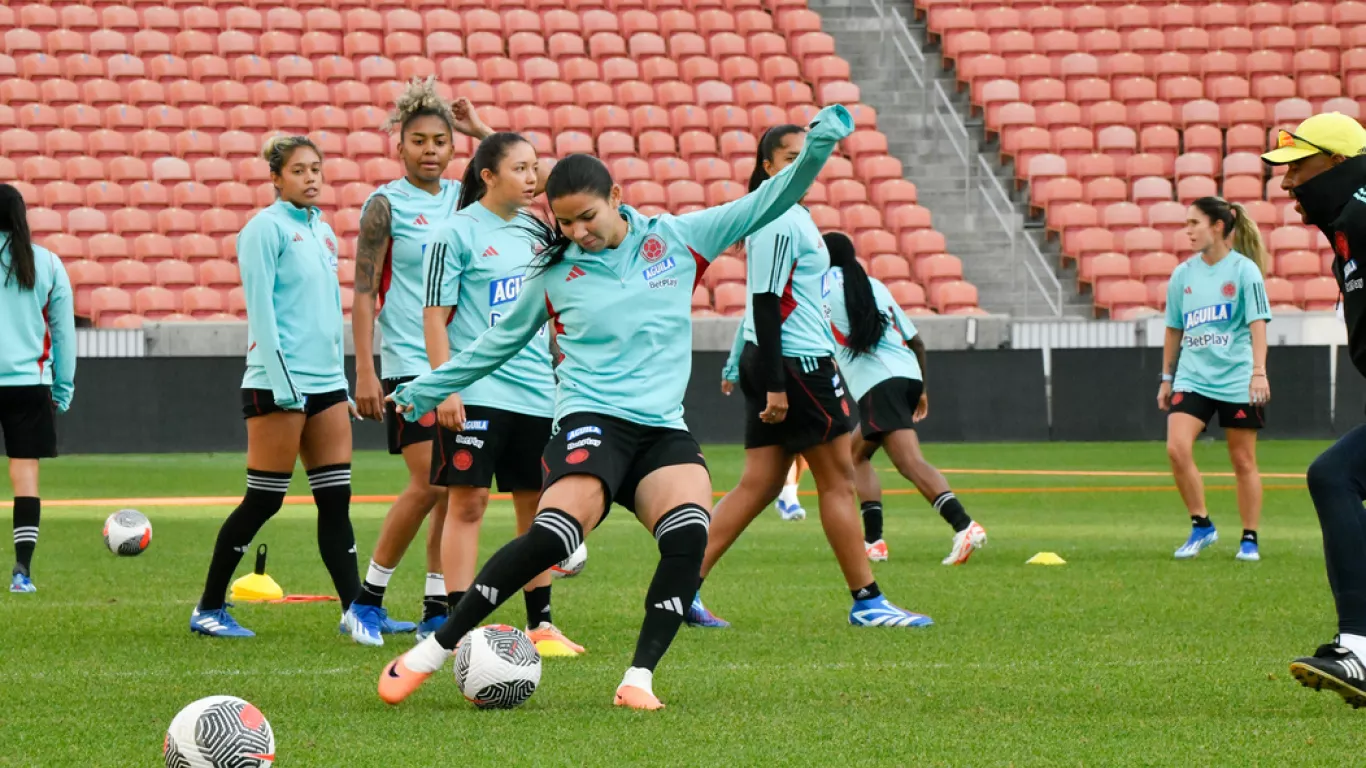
674, 104, 854, 262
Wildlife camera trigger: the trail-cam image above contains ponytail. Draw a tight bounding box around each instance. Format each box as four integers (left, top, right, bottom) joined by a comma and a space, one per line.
748, 124, 805, 193
823, 232, 887, 358
459, 131, 531, 211
0, 183, 36, 291
1229, 202, 1269, 276
519, 153, 615, 276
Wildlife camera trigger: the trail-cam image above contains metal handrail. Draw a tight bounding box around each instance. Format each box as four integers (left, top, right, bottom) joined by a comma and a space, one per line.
977, 156, 1064, 317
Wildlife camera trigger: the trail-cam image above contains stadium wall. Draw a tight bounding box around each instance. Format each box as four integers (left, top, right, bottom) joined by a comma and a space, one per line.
61, 318, 1358, 453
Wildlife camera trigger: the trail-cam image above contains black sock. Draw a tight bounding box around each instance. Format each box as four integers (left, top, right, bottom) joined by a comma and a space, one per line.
1242, 529, 1258, 543
852, 580, 882, 602
525, 585, 552, 628
933, 492, 971, 533
632, 504, 709, 671
12, 496, 39, 576
423, 594, 448, 622
355, 561, 392, 608
309, 464, 360, 610
1192, 515, 1213, 528
445, 590, 465, 616
861, 500, 883, 544
434, 509, 583, 650
199, 470, 290, 611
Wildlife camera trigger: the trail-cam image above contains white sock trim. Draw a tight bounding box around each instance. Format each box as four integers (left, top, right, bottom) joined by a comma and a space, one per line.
406, 636, 452, 673
424, 572, 445, 597
364, 560, 394, 588
1339, 633, 1366, 661
779, 484, 799, 505
621, 666, 654, 695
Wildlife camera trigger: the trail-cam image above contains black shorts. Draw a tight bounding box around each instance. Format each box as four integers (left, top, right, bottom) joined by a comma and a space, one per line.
1170, 390, 1265, 430
857, 377, 924, 441
430, 405, 552, 492
541, 412, 709, 516
739, 343, 855, 453
240, 388, 349, 419
0, 385, 57, 459
383, 377, 436, 454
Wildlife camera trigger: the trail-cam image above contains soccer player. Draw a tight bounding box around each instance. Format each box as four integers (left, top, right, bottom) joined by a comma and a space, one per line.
690, 124, 930, 630
420, 131, 585, 658
0, 183, 75, 593
1261, 113, 1366, 706
190, 136, 372, 643
376, 104, 854, 710
1158, 196, 1272, 562
824, 232, 986, 565
351, 79, 496, 641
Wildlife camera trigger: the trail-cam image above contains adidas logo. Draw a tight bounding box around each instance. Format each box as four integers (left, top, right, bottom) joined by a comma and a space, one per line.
482, 246, 498, 258
414, 214, 429, 226
1184, 286, 1192, 294
566, 265, 586, 281
476, 584, 499, 603
293, 232, 304, 242
1234, 409, 1247, 419
652, 597, 684, 615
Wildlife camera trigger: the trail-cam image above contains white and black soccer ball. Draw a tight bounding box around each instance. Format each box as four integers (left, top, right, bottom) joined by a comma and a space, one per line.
103, 509, 151, 556
164, 695, 275, 768
550, 543, 587, 579
454, 624, 542, 709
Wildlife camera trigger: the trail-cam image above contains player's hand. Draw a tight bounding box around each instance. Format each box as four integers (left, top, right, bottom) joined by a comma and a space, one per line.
451, 98, 492, 139
436, 393, 467, 431
721, 379, 734, 396
385, 393, 413, 416
913, 392, 929, 423
1157, 381, 1172, 411
1250, 373, 1271, 406
760, 391, 788, 424
354, 371, 385, 421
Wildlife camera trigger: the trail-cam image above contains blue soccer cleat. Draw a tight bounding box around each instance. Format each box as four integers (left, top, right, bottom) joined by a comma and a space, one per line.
341, 604, 385, 647
849, 595, 934, 627
1175, 524, 1218, 559
9, 572, 36, 593
414, 613, 447, 642
1236, 539, 1261, 562
776, 498, 806, 521
376, 609, 417, 635
685, 592, 730, 628
190, 606, 255, 638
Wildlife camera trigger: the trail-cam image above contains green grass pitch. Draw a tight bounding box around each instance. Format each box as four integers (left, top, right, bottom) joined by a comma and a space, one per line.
1, 441, 1360, 766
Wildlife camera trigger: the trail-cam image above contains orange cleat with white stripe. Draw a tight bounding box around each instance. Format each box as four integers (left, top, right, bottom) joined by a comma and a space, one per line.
378, 644, 444, 705
528, 623, 586, 657
614, 685, 664, 711
866, 539, 888, 562
942, 521, 987, 566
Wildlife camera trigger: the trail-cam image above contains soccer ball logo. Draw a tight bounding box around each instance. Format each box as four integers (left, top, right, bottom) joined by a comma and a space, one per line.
640, 234, 667, 263
164, 695, 275, 768
454, 625, 542, 709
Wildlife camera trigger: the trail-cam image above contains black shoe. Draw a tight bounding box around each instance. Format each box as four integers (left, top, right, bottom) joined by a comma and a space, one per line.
1290, 641, 1366, 709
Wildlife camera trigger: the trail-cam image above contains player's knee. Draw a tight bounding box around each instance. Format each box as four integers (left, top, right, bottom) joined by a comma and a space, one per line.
1229, 449, 1258, 477
448, 492, 489, 525
1165, 438, 1192, 466
654, 503, 710, 562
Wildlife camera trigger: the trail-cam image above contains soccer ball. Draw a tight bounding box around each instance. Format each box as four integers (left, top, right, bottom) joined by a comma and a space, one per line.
164, 695, 275, 768
550, 543, 587, 579
103, 509, 152, 556
454, 625, 542, 709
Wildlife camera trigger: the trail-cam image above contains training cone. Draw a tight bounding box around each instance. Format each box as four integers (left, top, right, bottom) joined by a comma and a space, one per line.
231, 544, 284, 602
1026, 552, 1067, 566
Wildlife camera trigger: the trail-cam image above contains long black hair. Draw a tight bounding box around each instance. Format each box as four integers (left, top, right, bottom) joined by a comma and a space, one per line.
824, 232, 887, 358
458, 131, 531, 211
748, 124, 805, 192
0, 183, 36, 291
521, 153, 615, 275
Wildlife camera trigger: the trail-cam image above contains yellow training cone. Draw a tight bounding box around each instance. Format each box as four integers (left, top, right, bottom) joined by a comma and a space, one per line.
1026, 552, 1067, 566
231, 544, 284, 602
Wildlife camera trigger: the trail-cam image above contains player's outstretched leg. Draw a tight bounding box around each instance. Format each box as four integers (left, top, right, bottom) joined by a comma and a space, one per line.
880, 430, 985, 566
617, 498, 710, 710
514, 490, 586, 658
378, 495, 594, 705
190, 468, 290, 638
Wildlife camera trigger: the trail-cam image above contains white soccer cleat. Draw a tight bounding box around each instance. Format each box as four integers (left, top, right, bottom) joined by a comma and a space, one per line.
942, 521, 987, 565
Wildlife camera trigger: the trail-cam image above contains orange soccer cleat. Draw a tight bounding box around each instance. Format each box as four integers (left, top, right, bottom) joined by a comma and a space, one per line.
614, 685, 664, 711
378, 654, 435, 705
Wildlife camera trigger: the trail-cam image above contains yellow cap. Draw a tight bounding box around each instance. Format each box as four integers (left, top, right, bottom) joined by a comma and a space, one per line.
1262, 112, 1366, 165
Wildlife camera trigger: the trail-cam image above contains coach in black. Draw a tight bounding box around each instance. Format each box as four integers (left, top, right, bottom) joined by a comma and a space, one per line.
1263, 112, 1366, 708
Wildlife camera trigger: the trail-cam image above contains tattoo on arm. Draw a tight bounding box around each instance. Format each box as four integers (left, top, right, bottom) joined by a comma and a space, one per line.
355, 196, 391, 297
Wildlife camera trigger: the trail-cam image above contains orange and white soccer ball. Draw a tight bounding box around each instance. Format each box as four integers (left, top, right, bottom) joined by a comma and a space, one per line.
455, 625, 542, 709
103, 509, 151, 556
550, 543, 587, 579
164, 695, 274, 767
